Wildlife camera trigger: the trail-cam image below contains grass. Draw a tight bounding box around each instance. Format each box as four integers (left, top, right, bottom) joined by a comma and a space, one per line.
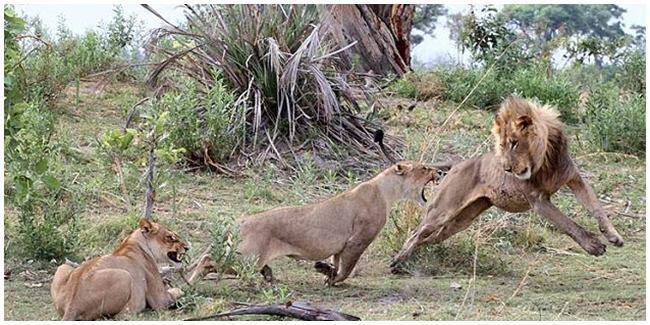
3, 81, 645, 321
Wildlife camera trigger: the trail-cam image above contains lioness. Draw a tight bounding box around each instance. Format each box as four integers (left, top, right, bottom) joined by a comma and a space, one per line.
51, 219, 188, 320
391, 96, 624, 272
237, 161, 438, 285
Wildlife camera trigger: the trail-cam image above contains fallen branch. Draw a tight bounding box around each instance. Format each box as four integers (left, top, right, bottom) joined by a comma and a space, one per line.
186, 301, 361, 321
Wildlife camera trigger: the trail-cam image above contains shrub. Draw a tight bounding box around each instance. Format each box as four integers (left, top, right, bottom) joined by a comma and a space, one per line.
434, 66, 505, 109
390, 72, 443, 101
157, 75, 236, 164
434, 65, 579, 122
615, 50, 645, 95
146, 4, 384, 166
5, 101, 82, 260
585, 87, 645, 156
15, 5, 141, 102
510, 67, 580, 123
389, 74, 418, 99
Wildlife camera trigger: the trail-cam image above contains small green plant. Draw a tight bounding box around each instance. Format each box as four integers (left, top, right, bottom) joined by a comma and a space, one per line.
171, 285, 209, 312
261, 284, 294, 303
209, 216, 238, 273
380, 202, 423, 256
232, 255, 260, 285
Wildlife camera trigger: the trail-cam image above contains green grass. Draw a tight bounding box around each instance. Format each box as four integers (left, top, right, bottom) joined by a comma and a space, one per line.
4, 81, 645, 320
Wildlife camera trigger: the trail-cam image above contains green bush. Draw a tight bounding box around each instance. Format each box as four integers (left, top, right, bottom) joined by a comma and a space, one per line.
585, 86, 645, 156
389, 72, 443, 101
510, 67, 580, 123
5, 101, 82, 260
157, 75, 236, 164
147, 5, 380, 165
615, 50, 645, 95
389, 75, 418, 99
434, 65, 579, 122
434, 66, 506, 109
15, 5, 140, 102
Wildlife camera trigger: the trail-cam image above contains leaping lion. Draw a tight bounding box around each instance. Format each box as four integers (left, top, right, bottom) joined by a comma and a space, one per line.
390, 96, 624, 272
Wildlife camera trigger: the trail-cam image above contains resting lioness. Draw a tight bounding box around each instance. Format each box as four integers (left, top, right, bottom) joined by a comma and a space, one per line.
237, 161, 438, 285
51, 219, 188, 320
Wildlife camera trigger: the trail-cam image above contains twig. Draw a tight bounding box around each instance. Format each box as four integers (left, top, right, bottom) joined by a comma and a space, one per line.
113, 156, 131, 209
202, 143, 238, 176
614, 211, 643, 219
122, 97, 150, 131
454, 226, 481, 320
143, 148, 156, 219
496, 259, 535, 316
554, 301, 569, 320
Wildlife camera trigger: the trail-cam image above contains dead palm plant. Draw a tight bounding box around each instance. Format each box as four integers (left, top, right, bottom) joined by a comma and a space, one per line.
142, 4, 401, 170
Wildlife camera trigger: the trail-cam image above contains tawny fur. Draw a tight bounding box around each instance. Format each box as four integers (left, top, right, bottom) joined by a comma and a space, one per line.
237, 161, 438, 285
50, 219, 188, 320
391, 96, 624, 271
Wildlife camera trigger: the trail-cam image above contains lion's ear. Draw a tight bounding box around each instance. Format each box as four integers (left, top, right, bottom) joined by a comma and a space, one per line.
139, 218, 158, 234
394, 163, 411, 175
516, 115, 533, 130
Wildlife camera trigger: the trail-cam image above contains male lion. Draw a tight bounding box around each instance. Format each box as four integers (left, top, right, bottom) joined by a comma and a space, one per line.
51, 219, 189, 320
237, 161, 439, 285
390, 96, 624, 272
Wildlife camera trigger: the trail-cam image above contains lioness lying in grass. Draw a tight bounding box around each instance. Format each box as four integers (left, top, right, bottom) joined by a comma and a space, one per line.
237, 161, 439, 285
51, 219, 188, 320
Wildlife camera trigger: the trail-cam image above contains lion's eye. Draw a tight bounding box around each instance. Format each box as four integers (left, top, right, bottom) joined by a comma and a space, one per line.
166, 235, 176, 241
510, 140, 518, 150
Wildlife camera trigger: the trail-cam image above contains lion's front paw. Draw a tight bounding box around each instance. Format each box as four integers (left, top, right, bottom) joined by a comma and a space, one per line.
603, 229, 624, 247
582, 234, 606, 256
168, 287, 183, 300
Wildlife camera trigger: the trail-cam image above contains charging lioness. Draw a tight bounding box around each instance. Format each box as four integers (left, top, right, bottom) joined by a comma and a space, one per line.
51, 219, 189, 320
237, 160, 439, 285
390, 96, 624, 272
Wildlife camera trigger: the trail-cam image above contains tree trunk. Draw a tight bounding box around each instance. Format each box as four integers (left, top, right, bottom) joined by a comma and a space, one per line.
324, 4, 415, 76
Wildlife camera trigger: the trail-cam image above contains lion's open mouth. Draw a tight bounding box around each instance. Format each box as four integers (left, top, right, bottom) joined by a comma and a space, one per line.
421, 179, 435, 203
167, 251, 183, 263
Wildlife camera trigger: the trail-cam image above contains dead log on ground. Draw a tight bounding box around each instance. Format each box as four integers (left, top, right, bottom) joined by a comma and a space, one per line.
186, 301, 361, 321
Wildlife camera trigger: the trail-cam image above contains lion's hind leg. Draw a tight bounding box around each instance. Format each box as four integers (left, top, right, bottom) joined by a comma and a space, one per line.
65, 269, 136, 320
51, 264, 75, 317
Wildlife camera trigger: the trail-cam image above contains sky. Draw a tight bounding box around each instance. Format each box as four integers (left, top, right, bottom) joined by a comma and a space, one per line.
14, 4, 648, 66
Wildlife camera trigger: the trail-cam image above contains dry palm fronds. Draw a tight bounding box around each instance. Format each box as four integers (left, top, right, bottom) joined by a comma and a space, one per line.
142, 4, 402, 169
